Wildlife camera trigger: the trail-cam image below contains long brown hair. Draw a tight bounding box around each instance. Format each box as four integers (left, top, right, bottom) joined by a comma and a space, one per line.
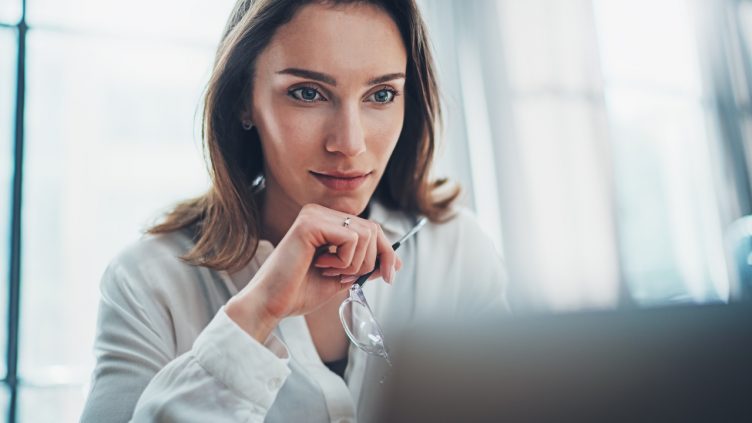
149, 0, 460, 270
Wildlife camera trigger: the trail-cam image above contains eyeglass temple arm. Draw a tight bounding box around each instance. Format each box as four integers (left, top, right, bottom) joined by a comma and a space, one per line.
353, 217, 427, 287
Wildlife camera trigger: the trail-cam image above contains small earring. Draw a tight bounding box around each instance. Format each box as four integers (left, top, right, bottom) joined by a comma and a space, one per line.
241, 120, 254, 131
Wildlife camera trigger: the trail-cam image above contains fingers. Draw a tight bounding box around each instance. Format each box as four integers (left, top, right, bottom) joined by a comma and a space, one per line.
369, 255, 403, 283
344, 222, 373, 276
325, 227, 358, 270
301, 204, 399, 284
343, 221, 397, 283
339, 267, 388, 285
317, 218, 372, 274
321, 276, 357, 296
296, 205, 357, 269
361, 224, 378, 275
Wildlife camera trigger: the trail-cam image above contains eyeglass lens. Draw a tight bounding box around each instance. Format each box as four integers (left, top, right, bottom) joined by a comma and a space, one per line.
339, 286, 391, 364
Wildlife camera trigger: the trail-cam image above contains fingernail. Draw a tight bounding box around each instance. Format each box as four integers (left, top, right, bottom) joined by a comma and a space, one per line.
385, 266, 393, 284
340, 275, 358, 284
391, 265, 397, 283
322, 270, 340, 277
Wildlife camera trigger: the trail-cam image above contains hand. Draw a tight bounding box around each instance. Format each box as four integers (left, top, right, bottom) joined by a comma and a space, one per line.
226, 203, 402, 341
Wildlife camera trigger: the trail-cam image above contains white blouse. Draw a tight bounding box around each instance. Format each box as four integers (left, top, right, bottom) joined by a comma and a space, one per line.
80, 201, 508, 422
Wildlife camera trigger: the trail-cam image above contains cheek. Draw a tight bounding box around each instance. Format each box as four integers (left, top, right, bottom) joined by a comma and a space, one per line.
365, 107, 404, 157
258, 103, 329, 162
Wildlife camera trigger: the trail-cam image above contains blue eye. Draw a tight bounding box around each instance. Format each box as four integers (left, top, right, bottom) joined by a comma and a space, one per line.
289, 87, 326, 103
369, 88, 397, 104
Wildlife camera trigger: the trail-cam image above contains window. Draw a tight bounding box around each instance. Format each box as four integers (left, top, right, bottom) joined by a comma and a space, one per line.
3, 1, 235, 421
1, 26, 17, 384
0, 2, 21, 24
419, 0, 746, 310
593, 0, 729, 304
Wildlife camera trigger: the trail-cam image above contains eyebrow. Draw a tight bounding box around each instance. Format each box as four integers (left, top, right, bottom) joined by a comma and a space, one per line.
276, 68, 406, 87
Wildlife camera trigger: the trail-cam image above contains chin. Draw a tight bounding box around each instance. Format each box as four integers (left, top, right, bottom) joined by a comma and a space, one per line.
314, 195, 370, 216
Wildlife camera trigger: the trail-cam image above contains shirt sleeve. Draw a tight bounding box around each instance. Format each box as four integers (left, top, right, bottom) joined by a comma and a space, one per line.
80, 262, 292, 423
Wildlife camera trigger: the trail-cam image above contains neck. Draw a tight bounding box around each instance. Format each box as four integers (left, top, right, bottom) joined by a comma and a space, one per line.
259, 180, 300, 247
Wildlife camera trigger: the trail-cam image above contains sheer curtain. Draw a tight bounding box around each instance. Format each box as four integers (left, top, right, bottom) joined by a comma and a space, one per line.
419, 0, 739, 312
697, 0, 752, 299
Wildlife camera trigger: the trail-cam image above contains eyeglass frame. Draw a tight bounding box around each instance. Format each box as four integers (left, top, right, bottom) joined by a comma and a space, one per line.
337, 216, 428, 359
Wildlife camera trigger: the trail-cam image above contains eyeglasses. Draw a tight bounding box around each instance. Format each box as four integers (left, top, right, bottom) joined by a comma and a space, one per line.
338, 217, 428, 364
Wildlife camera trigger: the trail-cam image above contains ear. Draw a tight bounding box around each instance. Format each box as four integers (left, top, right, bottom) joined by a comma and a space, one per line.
239, 91, 256, 123
239, 106, 252, 125
239, 103, 255, 130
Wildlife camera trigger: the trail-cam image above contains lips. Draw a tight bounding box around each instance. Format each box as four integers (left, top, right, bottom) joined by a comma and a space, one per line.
310, 170, 371, 191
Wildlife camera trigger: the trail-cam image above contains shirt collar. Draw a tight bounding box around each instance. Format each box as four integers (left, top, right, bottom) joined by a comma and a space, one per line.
366, 199, 412, 238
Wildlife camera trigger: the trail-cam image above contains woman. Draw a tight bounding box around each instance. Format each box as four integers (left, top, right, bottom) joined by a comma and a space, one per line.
81, 0, 508, 421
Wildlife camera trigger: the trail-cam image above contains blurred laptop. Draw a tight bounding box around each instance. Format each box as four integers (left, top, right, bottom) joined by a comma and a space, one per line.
375, 303, 752, 422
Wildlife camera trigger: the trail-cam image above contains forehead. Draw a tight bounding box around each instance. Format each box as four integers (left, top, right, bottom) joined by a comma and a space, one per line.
259, 2, 407, 81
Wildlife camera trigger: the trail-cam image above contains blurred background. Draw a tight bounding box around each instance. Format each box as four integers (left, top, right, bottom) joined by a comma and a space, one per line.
2, 0, 752, 421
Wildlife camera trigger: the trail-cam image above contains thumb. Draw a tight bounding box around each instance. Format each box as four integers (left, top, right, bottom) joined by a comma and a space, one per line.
322, 279, 354, 298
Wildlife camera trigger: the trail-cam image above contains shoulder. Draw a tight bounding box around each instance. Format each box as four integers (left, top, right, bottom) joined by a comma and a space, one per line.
109, 229, 194, 271
419, 206, 509, 313
371, 199, 490, 248
418, 204, 505, 284
424, 205, 496, 251
100, 229, 198, 298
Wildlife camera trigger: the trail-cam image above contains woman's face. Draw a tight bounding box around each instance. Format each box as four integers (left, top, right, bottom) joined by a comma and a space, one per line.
249, 2, 407, 216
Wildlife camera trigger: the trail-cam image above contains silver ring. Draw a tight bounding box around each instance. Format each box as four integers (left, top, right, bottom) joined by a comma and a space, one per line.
343, 217, 351, 228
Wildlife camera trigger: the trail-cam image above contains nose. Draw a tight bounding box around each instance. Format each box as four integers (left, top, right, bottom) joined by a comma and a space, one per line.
325, 104, 366, 157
